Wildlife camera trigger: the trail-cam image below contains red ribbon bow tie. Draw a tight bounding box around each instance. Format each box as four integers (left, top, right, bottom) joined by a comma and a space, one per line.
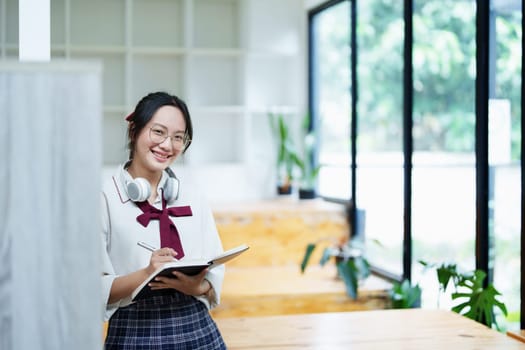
135, 198, 192, 259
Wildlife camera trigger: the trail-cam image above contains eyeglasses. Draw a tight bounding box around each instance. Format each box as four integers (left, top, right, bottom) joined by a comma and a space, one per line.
149, 124, 190, 150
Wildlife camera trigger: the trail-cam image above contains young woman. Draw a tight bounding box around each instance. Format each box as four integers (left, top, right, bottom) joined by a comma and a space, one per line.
101, 92, 226, 349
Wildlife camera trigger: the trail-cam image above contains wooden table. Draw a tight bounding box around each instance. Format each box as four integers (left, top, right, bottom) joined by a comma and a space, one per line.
216, 309, 525, 349
211, 266, 390, 318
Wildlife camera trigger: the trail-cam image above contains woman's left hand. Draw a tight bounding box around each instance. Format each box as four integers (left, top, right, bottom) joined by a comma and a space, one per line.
148, 268, 211, 296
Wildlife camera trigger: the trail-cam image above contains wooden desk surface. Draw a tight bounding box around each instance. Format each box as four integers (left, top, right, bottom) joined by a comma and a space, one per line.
216, 309, 525, 349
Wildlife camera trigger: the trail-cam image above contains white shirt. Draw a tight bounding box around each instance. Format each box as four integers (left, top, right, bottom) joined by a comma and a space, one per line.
100, 165, 224, 321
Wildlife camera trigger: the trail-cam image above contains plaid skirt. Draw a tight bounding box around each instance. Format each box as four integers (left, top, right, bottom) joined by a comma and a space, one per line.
105, 292, 226, 350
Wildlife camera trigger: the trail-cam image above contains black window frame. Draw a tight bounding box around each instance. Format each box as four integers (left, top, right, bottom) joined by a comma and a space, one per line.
307, 0, 525, 326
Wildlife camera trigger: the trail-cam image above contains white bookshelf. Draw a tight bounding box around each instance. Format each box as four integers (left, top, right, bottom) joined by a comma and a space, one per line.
1, 0, 305, 200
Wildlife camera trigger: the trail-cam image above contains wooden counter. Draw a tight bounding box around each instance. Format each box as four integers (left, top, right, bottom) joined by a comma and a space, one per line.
209, 199, 389, 318
212, 198, 349, 267
216, 309, 525, 349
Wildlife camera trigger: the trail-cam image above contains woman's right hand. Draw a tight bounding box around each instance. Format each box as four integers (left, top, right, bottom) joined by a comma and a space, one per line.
109, 247, 178, 304
146, 247, 178, 275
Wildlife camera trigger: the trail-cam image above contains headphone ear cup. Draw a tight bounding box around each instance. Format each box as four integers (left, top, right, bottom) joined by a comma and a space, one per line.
163, 177, 180, 202
127, 177, 151, 202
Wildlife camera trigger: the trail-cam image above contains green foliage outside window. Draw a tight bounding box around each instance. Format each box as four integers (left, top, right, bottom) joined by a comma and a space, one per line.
348, 1, 521, 157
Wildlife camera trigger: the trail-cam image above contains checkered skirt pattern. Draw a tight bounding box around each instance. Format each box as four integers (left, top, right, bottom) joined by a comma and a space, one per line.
105, 292, 226, 350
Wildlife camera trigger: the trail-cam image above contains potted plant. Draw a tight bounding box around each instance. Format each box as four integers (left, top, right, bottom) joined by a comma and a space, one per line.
420, 261, 508, 330
296, 114, 320, 199
268, 113, 299, 195
388, 279, 422, 309
300, 236, 371, 300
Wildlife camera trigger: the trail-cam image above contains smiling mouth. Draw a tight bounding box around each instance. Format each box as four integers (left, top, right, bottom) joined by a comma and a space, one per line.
152, 150, 172, 161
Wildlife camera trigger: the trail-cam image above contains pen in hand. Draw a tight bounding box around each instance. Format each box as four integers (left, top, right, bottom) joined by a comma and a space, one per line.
137, 241, 157, 252
137, 241, 178, 260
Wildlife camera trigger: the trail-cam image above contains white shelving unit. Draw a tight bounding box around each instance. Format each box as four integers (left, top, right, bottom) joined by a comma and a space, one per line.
1, 0, 305, 201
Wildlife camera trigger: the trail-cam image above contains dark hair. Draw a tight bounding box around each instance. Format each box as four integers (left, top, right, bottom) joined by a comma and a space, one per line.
126, 92, 193, 160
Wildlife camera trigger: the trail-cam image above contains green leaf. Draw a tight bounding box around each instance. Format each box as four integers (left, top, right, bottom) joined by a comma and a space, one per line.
337, 259, 358, 300
421, 261, 508, 329
418, 260, 430, 268
300, 243, 316, 273
436, 263, 457, 292
450, 269, 507, 328
319, 247, 333, 266
354, 256, 371, 280
389, 279, 422, 309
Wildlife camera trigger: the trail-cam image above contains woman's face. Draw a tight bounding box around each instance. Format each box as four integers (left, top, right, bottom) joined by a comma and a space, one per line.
132, 105, 187, 174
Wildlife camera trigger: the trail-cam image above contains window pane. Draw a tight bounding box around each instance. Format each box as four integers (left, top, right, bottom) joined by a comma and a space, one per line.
412, 0, 477, 308
312, 1, 352, 199
492, 5, 522, 331
356, 0, 404, 276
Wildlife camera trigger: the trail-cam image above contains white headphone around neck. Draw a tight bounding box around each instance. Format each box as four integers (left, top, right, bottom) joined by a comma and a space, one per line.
121, 162, 180, 203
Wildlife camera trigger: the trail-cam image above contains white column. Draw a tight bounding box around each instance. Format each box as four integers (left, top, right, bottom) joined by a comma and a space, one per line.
19, 0, 50, 61
0, 61, 102, 350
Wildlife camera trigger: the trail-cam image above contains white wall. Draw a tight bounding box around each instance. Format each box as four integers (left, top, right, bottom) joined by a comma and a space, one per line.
0, 60, 103, 350
304, 0, 328, 10
1, 0, 309, 204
